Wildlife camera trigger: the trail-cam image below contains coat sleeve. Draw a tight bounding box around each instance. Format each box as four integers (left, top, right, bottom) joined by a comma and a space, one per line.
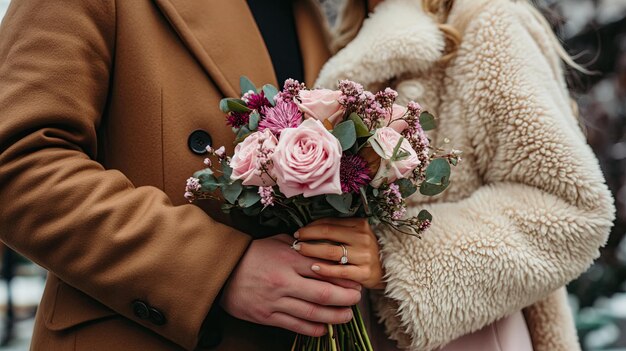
0, 1, 250, 350
372, 2, 615, 350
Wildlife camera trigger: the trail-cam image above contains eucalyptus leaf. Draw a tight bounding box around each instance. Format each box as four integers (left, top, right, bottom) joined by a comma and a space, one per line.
235, 126, 252, 143
200, 174, 220, 192
226, 98, 251, 113
326, 193, 353, 214
239, 190, 261, 208
419, 112, 436, 131
193, 168, 213, 179
424, 159, 451, 185
219, 98, 230, 113
248, 110, 260, 130
221, 162, 233, 180
419, 178, 449, 196
262, 84, 279, 106
395, 178, 417, 197
368, 138, 387, 159
193, 169, 221, 192
349, 113, 371, 137
240, 76, 257, 96
222, 180, 243, 204
418, 209, 432, 221
332, 120, 357, 151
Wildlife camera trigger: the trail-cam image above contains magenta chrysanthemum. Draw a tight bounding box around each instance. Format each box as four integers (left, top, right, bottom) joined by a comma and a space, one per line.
226, 112, 250, 129
339, 154, 371, 193
258, 101, 302, 136
246, 91, 272, 112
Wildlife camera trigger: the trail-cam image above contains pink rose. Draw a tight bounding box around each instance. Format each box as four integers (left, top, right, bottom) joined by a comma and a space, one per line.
296, 89, 345, 126
382, 104, 409, 133
272, 119, 342, 197
230, 129, 277, 186
370, 127, 420, 187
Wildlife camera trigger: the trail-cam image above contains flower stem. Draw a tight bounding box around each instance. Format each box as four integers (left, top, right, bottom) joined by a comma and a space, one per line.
328, 324, 338, 351
353, 305, 373, 351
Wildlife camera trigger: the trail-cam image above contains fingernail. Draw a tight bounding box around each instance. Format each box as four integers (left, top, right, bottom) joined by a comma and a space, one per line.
311, 265, 320, 272
293, 243, 301, 251
294, 231, 300, 239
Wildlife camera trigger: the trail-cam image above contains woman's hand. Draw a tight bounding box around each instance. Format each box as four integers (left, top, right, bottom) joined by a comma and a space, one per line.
293, 218, 385, 289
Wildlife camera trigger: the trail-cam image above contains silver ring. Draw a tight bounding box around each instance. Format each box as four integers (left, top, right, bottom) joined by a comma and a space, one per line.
339, 244, 348, 265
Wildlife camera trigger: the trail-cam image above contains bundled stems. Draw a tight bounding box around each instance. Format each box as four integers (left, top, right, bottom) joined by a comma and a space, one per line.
291, 305, 372, 351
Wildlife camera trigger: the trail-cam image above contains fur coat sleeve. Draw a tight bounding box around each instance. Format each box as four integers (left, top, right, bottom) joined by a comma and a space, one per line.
317, 1, 616, 350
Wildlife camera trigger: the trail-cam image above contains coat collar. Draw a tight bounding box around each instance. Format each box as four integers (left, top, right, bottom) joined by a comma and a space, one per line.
315, 0, 445, 89
153, 0, 330, 97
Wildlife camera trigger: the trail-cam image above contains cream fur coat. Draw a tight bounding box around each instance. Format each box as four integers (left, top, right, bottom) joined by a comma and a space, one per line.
315, 0, 616, 350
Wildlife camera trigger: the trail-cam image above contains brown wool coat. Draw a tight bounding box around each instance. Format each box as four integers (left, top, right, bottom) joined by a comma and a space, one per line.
0, 1, 329, 350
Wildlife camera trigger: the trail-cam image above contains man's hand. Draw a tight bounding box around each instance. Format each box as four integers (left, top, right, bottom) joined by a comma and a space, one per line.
220, 234, 362, 337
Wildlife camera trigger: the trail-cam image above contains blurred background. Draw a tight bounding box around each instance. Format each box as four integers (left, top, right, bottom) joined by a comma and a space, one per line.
0, 0, 624, 350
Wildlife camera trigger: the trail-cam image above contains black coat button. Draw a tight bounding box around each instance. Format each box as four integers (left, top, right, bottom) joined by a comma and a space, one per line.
132, 300, 150, 320
199, 328, 222, 349
188, 130, 212, 155
149, 307, 167, 326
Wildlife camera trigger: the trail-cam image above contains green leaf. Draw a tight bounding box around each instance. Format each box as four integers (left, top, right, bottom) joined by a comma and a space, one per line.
239, 189, 261, 208
390, 136, 405, 161
248, 110, 260, 130
235, 126, 252, 143
219, 98, 230, 113
417, 209, 432, 221
419, 111, 436, 131
420, 179, 450, 196
262, 84, 279, 106
424, 159, 451, 185
193, 168, 221, 192
326, 193, 353, 214
227, 98, 251, 113
221, 162, 233, 180
419, 159, 451, 196
349, 113, 371, 137
240, 76, 257, 96
395, 179, 417, 197
332, 120, 357, 151
368, 138, 387, 159
222, 180, 243, 204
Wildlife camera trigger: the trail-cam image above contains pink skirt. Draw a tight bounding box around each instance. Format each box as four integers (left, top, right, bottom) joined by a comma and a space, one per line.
359, 291, 534, 351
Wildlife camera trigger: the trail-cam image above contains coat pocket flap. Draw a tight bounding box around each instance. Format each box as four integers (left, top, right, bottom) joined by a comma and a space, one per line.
45, 280, 117, 331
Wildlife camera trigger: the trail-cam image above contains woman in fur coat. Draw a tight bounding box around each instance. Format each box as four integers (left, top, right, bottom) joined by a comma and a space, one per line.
293, 0, 616, 350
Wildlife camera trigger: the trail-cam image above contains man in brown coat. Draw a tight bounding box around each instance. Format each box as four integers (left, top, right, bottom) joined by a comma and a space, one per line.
0, 0, 362, 350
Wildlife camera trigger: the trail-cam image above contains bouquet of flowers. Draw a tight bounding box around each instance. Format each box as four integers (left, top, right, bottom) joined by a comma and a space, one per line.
185, 77, 460, 350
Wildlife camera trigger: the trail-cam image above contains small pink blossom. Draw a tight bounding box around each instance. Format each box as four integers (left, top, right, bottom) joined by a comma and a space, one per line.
214, 146, 226, 158
258, 186, 275, 207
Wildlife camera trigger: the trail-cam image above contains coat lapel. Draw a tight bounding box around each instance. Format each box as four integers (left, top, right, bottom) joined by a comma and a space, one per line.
153, 0, 277, 97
